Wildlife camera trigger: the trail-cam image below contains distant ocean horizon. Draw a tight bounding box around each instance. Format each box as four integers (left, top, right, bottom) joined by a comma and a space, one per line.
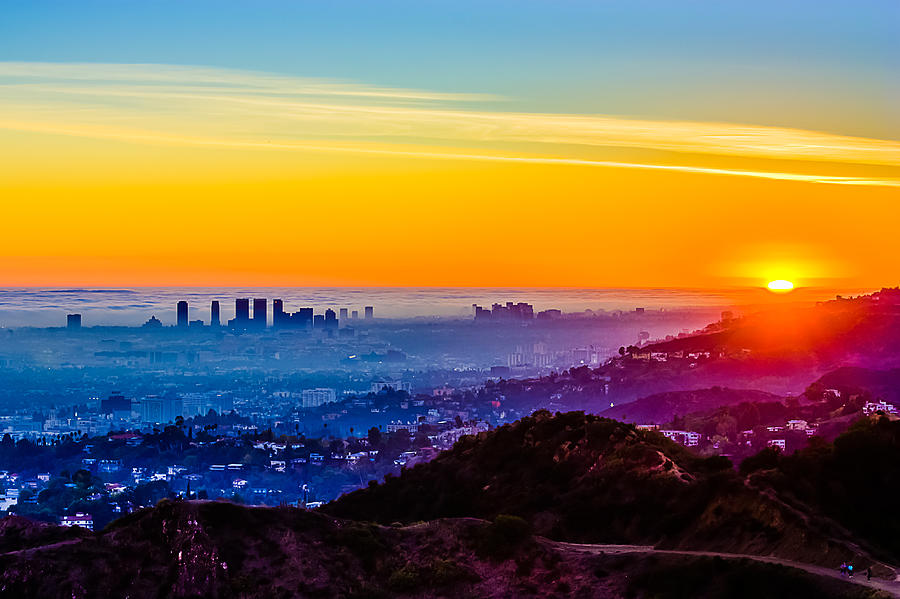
0, 286, 872, 328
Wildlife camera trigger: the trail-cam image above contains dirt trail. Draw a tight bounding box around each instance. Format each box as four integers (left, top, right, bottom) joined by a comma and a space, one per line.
0, 538, 83, 557
555, 541, 900, 597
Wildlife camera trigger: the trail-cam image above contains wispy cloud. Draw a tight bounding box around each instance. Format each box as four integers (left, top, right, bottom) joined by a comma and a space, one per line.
2, 62, 899, 186
0, 62, 498, 103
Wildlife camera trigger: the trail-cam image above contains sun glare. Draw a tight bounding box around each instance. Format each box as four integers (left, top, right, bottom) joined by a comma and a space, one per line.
767, 279, 795, 292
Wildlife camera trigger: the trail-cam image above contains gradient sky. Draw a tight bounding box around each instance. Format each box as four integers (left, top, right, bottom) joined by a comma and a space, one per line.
1, 1, 898, 289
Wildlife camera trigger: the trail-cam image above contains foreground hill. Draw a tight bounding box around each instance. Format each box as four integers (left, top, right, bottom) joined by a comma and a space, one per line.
0, 501, 569, 598
326, 411, 900, 574
0, 501, 889, 599
600, 387, 781, 424
743, 415, 900, 566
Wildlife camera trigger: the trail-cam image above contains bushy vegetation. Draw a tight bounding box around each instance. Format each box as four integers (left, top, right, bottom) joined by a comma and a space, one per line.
748, 416, 900, 563
474, 514, 532, 560
387, 558, 479, 593
326, 411, 751, 546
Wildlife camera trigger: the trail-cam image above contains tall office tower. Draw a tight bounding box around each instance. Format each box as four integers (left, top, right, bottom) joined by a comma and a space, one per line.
253, 298, 267, 329
100, 392, 131, 415
292, 307, 314, 329
273, 299, 286, 328
351, 310, 359, 319
339, 308, 348, 320
235, 298, 250, 323
176, 301, 189, 327
313, 314, 325, 328
210, 301, 221, 327
364, 306, 374, 319
324, 308, 338, 329
66, 313, 82, 329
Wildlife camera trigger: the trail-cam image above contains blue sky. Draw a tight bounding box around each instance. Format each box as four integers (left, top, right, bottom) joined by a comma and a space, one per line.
3, 0, 898, 137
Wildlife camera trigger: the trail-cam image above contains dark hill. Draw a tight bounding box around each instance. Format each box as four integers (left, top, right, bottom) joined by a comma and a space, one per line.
0, 515, 88, 554
743, 416, 900, 565
325, 411, 896, 573
809, 366, 900, 404
600, 387, 781, 424
0, 501, 577, 598
0, 500, 887, 599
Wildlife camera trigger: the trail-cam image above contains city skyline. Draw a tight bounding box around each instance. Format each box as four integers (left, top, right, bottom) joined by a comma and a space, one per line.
65, 297, 376, 329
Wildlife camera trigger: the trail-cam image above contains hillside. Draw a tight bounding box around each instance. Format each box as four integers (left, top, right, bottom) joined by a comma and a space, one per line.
326, 411, 900, 574
743, 416, 900, 565
0, 501, 572, 598
0, 501, 889, 599
600, 387, 781, 424
643, 288, 900, 369
809, 366, 900, 404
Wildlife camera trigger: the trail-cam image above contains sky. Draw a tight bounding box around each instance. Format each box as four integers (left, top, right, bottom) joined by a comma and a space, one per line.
1, 1, 898, 290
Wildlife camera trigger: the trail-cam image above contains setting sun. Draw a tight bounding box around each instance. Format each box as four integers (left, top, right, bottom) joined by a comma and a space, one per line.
767, 279, 795, 292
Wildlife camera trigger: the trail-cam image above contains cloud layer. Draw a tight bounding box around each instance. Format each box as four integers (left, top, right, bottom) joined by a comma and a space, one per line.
2, 62, 899, 186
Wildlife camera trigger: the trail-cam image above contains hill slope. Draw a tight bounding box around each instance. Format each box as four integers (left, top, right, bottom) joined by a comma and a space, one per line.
326, 411, 899, 573
644, 288, 900, 369
600, 387, 781, 424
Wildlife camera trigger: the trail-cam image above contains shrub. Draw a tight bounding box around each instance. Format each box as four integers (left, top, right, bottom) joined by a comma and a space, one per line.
475, 514, 532, 560
387, 564, 422, 592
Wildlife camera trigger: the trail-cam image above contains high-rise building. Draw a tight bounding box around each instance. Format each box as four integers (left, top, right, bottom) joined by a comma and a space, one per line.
100, 392, 131, 416
210, 301, 220, 327
324, 308, 338, 329
351, 310, 359, 320
66, 313, 82, 329
292, 308, 313, 328
273, 299, 289, 328
364, 306, 374, 319
339, 308, 348, 320
138, 396, 183, 424
313, 314, 325, 328
235, 298, 250, 322
176, 301, 189, 327
253, 298, 267, 329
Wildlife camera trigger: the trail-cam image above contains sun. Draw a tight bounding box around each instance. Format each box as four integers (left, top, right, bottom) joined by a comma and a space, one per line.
767, 279, 795, 292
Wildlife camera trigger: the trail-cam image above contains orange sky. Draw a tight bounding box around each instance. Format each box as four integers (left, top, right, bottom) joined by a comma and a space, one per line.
1, 63, 899, 289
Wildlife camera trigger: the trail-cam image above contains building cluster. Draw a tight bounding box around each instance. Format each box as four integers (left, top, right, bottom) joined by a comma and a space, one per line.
862, 400, 898, 415
473, 302, 564, 322
506, 343, 611, 369
660, 429, 702, 447
0, 392, 237, 439
185, 298, 372, 331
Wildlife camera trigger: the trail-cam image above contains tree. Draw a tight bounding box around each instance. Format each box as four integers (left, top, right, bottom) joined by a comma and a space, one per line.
72, 469, 93, 489
367, 427, 383, 447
